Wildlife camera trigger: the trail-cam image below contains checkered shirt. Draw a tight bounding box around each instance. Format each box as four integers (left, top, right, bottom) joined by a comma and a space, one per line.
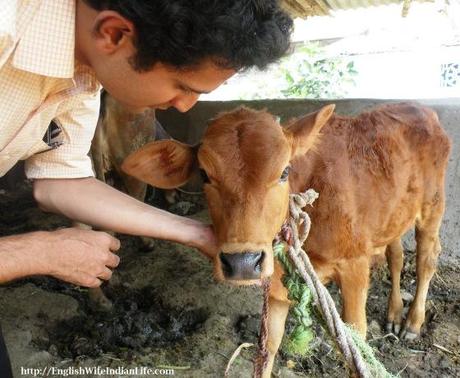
0, 0, 101, 179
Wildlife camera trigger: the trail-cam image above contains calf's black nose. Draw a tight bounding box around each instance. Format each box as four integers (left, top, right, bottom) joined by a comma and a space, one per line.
219, 251, 264, 280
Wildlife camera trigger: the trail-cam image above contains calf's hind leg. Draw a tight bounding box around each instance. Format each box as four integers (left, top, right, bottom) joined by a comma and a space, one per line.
385, 239, 404, 334
400, 226, 442, 340
73, 222, 113, 311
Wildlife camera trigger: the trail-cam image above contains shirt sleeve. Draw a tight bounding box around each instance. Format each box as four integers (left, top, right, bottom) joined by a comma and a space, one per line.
0, 1, 16, 60
24, 92, 100, 179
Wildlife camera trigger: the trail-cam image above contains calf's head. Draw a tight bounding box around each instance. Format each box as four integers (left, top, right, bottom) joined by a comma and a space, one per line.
122, 105, 334, 285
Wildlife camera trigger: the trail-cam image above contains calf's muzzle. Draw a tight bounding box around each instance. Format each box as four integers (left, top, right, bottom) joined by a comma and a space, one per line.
219, 251, 265, 280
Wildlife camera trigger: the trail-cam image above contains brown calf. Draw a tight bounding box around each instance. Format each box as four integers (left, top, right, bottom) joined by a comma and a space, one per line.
122, 103, 451, 376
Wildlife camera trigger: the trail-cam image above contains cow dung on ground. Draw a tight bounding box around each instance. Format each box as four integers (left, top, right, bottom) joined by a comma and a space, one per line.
0, 182, 459, 377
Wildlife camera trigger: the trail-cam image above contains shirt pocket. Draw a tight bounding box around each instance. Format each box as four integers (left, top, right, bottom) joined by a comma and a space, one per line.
22, 121, 65, 159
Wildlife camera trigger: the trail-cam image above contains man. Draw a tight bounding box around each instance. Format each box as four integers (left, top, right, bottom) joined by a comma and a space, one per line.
0, 0, 293, 374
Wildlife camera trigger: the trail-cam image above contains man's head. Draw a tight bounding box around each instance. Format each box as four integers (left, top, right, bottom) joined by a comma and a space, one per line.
76, 0, 293, 112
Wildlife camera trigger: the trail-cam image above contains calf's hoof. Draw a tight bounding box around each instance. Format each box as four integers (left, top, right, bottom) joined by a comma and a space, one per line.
92, 296, 113, 311
385, 321, 401, 335
140, 236, 156, 251
88, 291, 113, 312
399, 326, 419, 341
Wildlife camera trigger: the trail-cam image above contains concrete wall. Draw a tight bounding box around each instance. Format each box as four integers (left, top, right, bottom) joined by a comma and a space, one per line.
157, 98, 460, 262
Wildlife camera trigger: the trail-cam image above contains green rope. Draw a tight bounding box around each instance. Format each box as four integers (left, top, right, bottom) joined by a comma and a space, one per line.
274, 242, 395, 377
274, 243, 314, 355
346, 326, 394, 378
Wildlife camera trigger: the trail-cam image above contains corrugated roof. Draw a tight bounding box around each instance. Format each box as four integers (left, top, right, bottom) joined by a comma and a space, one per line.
280, 0, 429, 17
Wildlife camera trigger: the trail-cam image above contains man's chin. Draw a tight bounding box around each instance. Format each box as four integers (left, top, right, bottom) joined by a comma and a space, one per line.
124, 105, 153, 114
156, 104, 170, 111
127, 104, 170, 113
102, 94, 170, 113
105, 99, 147, 113
102, 96, 154, 113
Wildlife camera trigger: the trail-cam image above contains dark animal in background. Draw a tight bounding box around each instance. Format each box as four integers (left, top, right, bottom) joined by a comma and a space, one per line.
78, 92, 171, 309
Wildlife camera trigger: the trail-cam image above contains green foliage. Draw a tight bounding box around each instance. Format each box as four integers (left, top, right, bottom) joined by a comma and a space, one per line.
281, 43, 358, 99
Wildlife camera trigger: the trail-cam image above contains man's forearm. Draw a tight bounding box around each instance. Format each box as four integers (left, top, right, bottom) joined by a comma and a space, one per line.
0, 232, 48, 283
33, 177, 213, 253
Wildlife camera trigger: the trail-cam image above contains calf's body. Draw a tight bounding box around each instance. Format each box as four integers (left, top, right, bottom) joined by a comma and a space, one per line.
289, 103, 450, 337
122, 103, 451, 376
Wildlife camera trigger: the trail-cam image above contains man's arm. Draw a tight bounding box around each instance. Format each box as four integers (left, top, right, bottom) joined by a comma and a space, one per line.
24, 92, 217, 259
33, 177, 217, 258
0, 228, 120, 286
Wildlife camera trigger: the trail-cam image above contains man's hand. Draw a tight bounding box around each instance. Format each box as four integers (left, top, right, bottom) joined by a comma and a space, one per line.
43, 228, 121, 287
0, 228, 120, 287
33, 178, 219, 260
189, 223, 218, 260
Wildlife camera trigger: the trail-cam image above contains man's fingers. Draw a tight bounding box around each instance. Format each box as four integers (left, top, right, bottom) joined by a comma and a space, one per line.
82, 275, 103, 288
108, 235, 121, 252
94, 231, 121, 252
98, 267, 113, 281
105, 252, 120, 268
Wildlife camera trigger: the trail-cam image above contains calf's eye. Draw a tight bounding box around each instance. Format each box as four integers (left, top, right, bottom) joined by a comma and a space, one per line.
279, 166, 290, 183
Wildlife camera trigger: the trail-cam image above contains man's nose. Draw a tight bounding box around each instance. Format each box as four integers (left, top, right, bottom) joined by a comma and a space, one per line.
171, 93, 200, 113
219, 251, 265, 280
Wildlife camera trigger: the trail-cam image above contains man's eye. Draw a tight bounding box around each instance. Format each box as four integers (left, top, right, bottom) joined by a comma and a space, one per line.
279, 166, 290, 183
179, 85, 193, 95
200, 169, 210, 184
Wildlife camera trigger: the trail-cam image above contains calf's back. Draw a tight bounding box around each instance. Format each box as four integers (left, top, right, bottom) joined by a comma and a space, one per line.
290, 103, 451, 279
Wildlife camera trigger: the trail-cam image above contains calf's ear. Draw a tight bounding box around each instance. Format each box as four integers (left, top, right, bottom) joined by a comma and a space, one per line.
284, 104, 335, 157
121, 140, 197, 189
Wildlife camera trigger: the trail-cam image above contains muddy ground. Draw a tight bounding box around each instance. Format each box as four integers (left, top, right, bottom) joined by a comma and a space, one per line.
0, 181, 459, 378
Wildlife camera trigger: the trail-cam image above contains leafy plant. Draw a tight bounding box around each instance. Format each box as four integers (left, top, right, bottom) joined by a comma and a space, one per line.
281, 43, 358, 99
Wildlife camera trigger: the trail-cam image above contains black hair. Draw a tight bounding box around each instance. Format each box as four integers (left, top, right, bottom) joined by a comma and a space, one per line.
84, 0, 293, 72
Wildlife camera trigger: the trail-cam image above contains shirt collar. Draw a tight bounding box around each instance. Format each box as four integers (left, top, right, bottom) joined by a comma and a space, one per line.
13, 0, 76, 78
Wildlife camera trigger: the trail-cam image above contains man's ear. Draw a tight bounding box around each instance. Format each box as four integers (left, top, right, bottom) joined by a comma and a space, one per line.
283, 104, 335, 158
93, 10, 135, 54
121, 140, 197, 189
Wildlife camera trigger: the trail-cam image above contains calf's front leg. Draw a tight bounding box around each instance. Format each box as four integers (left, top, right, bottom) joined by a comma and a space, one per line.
262, 263, 290, 378
263, 297, 290, 378
337, 256, 370, 338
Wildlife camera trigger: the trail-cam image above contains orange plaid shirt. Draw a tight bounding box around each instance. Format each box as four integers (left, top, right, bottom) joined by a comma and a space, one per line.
0, 0, 101, 179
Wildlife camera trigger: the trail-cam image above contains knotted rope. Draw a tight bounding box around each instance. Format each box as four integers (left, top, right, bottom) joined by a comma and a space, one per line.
252, 279, 270, 377
252, 189, 393, 378
281, 189, 368, 377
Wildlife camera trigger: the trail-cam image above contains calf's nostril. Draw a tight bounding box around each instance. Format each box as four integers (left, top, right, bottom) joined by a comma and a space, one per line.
254, 251, 265, 273
219, 253, 233, 276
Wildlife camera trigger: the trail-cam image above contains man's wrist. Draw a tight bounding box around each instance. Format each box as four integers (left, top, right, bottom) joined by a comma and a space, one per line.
180, 219, 216, 258
29, 231, 57, 276
177, 218, 206, 247
0, 231, 53, 282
